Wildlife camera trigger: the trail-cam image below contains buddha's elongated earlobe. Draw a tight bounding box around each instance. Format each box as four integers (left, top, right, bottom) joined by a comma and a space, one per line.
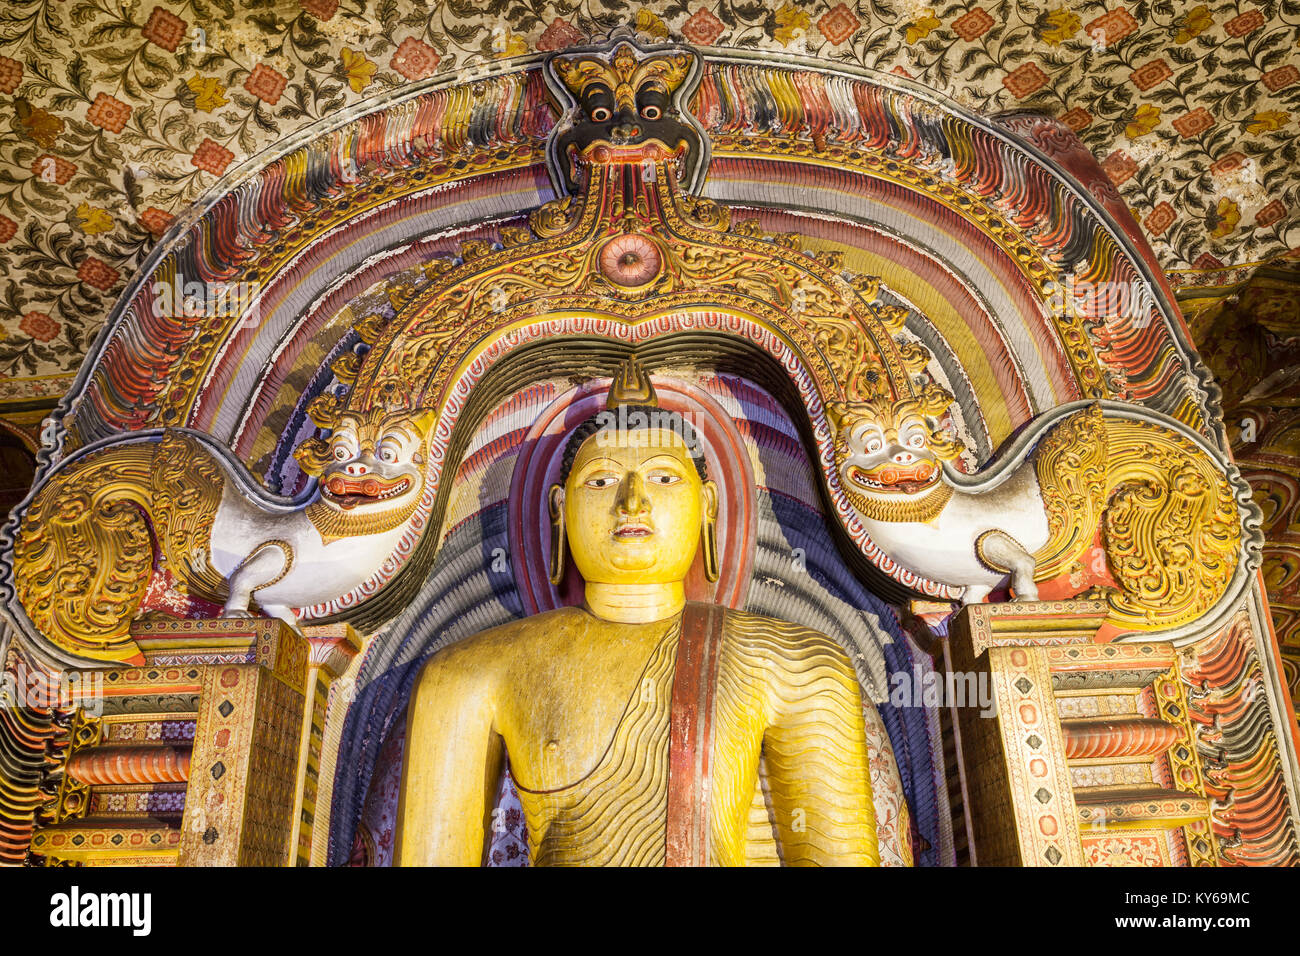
548, 484, 566, 585
702, 480, 720, 583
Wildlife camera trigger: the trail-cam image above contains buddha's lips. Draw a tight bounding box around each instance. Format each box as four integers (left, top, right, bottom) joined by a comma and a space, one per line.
848, 460, 939, 493
613, 524, 653, 538
323, 474, 411, 510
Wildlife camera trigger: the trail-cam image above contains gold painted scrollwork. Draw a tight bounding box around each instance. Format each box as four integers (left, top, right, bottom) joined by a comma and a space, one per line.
1032, 404, 1109, 580
350, 159, 916, 416
13, 432, 225, 663
41, 708, 101, 826
152, 432, 226, 598
1034, 405, 1241, 631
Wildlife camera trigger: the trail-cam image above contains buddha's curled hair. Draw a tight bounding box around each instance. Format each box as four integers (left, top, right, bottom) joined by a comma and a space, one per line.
559, 404, 709, 484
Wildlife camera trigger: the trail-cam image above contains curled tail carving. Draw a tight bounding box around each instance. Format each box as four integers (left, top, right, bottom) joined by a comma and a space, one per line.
1033, 404, 1242, 631
13, 432, 226, 663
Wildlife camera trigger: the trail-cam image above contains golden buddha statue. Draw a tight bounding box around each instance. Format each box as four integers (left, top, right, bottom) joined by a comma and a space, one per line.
395, 358, 879, 866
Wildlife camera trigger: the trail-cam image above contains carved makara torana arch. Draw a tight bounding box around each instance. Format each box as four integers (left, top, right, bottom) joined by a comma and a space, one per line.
0, 36, 1295, 868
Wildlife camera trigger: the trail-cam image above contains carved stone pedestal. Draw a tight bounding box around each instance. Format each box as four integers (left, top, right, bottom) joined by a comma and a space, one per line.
945, 601, 1218, 867
31, 619, 361, 867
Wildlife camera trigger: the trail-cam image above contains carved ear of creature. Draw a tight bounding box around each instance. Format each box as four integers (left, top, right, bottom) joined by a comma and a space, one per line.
410, 408, 438, 440
294, 437, 333, 477
910, 384, 965, 462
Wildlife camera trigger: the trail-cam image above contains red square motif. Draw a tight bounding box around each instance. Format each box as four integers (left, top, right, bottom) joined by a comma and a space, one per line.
192, 138, 234, 176
244, 63, 288, 105
1003, 62, 1048, 99
77, 256, 120, 292
0, 56, 22, 95
1129, 60, 1172, 92
1143, 203, 1176, 236
536, 18, 586, 51
1060, 108, 1091, 131
682, 9, 726, 45
142, 6, 186, 53
1262, 65, 1299, 92
1172, 107, 1213, 138
1224, 10, 1264, 37
1084, 9, 1138, 45
389, 37, 440, 81
87, 92, 132, 133
1255, 199, 1285, 227
1101, 149, 1138, 185
819, 3, 862, 45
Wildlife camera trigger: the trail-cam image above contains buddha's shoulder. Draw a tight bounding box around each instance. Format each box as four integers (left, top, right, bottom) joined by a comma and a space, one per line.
719, 607, 854, 665
417, 606, 592, 676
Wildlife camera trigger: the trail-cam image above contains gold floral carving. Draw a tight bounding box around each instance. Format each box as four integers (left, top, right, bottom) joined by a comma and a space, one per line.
152, 432, 228, 599
13, 431, 225, 662
553, 43, 693, 107
1032, 404, 1110, 580
1034, 404, 1241, 631
304, 497, 422, 546
349, 157, 920, 418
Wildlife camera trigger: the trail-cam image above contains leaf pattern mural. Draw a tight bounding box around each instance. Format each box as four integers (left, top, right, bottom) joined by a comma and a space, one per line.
0, 0, 1294, 402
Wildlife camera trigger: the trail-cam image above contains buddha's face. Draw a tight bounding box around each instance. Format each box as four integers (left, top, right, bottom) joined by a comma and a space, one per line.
560, 426, 717, 584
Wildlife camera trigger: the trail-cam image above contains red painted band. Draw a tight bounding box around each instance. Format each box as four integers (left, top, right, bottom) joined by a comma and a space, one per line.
665, 603, 724, 867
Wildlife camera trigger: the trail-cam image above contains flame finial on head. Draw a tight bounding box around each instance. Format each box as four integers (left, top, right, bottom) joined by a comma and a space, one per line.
607, 354, 658, 408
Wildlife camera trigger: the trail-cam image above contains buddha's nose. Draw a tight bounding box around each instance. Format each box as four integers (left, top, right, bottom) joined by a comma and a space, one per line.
617, 470, 649, 514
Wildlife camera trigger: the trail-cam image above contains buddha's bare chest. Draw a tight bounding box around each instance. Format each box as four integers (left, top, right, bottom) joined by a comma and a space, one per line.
500, 632, 670, 792
498, 625, 763, 795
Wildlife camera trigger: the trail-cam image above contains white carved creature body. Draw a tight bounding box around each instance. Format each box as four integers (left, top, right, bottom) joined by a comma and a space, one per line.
211, 409, 433, 626
830, 401, 1048, 604
11, 408, 435, 661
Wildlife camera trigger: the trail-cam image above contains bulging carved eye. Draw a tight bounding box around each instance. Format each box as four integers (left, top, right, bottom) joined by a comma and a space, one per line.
333, 446, 349, 461
590, 107, 611, 122
640, 104, 662, 120
908, 433, 926, 448
866, 437, 883, 453
379, 444, 398, 464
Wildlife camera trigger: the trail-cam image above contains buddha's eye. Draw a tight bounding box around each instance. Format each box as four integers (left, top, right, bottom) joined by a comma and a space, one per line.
585, 475, 618, 489
648, 473, 680, 485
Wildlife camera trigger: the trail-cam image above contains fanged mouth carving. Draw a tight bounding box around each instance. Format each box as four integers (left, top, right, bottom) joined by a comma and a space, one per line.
847, 463, 939, 495
323, 475, 412, 510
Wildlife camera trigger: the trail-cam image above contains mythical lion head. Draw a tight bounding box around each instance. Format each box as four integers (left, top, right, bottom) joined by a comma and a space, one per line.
827, 385, 963, 522
295, 407, 436, 518
546, 39, 707, 195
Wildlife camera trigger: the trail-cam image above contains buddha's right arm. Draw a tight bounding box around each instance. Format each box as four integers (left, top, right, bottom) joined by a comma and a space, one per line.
394, 653, 505, 866
761, 630, 879, 866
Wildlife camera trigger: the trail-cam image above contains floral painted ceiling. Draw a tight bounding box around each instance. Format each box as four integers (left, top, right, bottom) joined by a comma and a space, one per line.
0, 0, 1296, 406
